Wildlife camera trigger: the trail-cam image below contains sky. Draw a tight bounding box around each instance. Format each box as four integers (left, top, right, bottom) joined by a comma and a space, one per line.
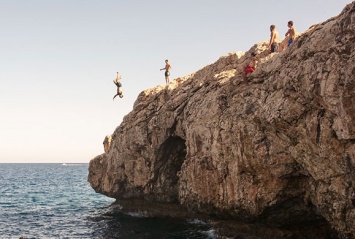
0, 0, 351, 163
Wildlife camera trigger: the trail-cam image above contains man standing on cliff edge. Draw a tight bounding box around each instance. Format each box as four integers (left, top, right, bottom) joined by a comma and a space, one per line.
285, 21, 296, 47
160, 59, 171, 84
268, 25, 279, 53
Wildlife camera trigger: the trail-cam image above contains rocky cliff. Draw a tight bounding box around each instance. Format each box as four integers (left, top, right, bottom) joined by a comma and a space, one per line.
89, 3, 355, 238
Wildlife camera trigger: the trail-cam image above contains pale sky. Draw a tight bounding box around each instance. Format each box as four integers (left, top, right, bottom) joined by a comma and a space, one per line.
0, 0, 351, 163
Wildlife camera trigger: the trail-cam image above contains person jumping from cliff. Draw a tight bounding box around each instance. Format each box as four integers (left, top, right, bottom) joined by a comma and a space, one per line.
242, 52, 258, 83
160, 59, 171, 84
285, 21, 296, 47
268, 25, 279, 53
113, 72, 123, 100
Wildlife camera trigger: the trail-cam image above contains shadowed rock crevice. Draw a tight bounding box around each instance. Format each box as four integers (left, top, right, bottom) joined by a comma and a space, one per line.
258, 197, 325, 228
147, 136, 186, 203
316, 109, 325, 144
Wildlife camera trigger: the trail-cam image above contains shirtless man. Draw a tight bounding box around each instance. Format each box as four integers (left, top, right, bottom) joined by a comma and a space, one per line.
242, 52, 258, 83
113, 72, 123, 100
160, 59, 171, 84
268, 25, 279, 53
285, 21, 296, 47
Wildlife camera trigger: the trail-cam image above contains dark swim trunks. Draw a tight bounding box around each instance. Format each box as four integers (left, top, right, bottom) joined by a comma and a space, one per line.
271, 42, 278, 52
114, 82, 122, 88
165, 71, 170, 76
288, 38, 294, 46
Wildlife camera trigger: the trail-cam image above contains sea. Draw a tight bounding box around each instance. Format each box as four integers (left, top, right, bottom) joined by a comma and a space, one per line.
0, 163, 216, 239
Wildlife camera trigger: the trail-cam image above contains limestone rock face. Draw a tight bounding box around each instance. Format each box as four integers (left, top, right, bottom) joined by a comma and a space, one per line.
89, 3, 355, 238
103, 135, 112, 153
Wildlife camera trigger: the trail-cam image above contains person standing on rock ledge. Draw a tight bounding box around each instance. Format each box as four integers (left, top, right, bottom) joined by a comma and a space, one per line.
160, 59, 171, 84
268, 25, 279, 53
285, 21, 296, 47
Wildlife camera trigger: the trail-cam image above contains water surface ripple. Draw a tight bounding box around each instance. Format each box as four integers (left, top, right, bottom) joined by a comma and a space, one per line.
0, 164, 214, 239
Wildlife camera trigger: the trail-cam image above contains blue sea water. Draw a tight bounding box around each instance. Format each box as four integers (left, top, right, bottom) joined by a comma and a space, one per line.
0, 164, 216, 239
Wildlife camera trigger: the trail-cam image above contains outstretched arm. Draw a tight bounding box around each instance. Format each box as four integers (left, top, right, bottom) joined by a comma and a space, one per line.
253, 59, 258, 69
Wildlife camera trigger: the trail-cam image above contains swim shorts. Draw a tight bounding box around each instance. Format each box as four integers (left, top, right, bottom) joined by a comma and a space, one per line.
165, 71, 170, 76
288, 38, 294, 46
244, 65, 255, 75
271, 42, 278, 52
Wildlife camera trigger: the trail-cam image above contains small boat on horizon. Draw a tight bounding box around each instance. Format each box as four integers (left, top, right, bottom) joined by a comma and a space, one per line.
61, 163, 83, 166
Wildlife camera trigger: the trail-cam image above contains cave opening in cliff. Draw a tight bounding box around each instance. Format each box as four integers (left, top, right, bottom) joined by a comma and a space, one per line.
153, 136, 186, 203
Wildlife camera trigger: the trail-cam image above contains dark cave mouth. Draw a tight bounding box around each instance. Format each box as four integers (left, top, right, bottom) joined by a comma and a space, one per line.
152, 136, 187, 202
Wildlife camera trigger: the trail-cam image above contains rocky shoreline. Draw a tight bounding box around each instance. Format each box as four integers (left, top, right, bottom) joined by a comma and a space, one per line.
110, 199, 339, 239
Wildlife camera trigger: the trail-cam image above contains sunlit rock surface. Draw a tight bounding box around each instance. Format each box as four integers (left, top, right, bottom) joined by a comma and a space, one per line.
89, 2, 354, 238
